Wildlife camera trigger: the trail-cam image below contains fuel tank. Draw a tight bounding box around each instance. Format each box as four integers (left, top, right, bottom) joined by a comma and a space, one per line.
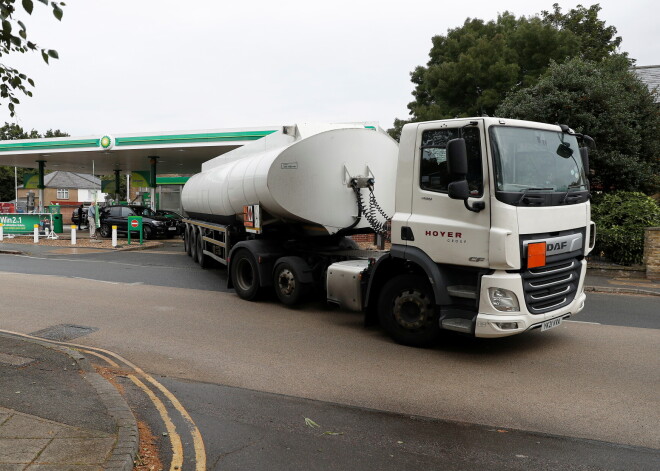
181, 126, 398, 234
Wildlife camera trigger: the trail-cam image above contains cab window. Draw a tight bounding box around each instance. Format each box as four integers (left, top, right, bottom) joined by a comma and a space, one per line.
420, 127, 483, 195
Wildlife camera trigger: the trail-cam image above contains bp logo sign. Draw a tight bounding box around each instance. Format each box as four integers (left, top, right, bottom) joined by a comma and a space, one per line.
100, 135, 114, 150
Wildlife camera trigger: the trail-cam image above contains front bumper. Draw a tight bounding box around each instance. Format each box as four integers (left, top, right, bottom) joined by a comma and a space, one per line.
473, 260, 587, 338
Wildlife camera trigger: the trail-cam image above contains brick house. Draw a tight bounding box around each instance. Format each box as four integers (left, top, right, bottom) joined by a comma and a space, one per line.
17, 171, 103, 222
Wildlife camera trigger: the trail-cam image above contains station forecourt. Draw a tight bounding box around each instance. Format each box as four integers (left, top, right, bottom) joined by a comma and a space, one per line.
0, 125, 282, 220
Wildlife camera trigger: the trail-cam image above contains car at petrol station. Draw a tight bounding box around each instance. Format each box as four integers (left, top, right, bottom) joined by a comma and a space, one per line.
98, 205, 181, 239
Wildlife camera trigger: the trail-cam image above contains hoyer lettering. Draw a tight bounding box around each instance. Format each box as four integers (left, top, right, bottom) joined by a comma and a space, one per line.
425, 231, 462, 238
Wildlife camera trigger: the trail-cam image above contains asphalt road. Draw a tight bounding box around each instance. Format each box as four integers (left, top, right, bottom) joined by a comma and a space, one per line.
0, 243, 658, 469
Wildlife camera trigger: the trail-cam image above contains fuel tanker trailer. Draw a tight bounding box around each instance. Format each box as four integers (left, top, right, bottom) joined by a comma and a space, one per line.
182, 118, 596, 347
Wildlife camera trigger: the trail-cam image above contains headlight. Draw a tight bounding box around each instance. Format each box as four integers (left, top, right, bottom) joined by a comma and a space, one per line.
150, 220, 163, 225
488, 288, 520, 312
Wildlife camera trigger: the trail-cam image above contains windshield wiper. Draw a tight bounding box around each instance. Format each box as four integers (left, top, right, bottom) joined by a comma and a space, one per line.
561, 184, 585, 204
518, 187, 554, 206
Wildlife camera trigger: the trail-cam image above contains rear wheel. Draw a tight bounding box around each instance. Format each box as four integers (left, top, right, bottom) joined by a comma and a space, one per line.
378, 274, 440, 347
196, 229, 211, 268
273, 261, 310, 306
190, 229, 198, 260
230, 249, 261, 301
184, 226, 191, 255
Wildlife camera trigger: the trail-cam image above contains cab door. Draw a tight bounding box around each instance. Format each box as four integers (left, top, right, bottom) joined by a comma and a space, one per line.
405, 120, 491, 268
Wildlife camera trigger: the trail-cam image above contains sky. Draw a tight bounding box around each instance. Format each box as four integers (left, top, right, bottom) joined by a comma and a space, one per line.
2, 0, 658, 137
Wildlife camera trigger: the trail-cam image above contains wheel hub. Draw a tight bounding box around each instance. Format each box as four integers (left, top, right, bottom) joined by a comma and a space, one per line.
277, 269, 295, 296
393, 289, 431, 330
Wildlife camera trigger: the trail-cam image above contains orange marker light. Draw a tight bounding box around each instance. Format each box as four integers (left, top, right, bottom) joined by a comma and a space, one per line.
527, 242, 546, 269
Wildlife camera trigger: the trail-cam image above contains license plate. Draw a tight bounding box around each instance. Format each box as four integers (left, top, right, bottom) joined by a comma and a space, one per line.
168, 227, 177, 231
541, 317, 562, 332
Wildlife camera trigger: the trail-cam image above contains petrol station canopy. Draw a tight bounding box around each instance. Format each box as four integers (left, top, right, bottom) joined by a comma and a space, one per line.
0, 126, 283, 175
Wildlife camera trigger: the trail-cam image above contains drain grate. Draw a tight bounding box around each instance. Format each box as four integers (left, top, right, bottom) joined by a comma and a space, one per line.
30, 324, 99, 341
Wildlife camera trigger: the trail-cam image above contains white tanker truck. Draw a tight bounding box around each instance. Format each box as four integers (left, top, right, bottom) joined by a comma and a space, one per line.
181, 118, 595, 346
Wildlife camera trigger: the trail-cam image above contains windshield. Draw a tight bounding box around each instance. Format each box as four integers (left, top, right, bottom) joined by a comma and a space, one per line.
133, 207, 156, 217
490, 126, 587, 192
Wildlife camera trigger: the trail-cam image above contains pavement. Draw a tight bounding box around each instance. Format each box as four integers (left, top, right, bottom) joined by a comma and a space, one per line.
0, 333, 137, 471
0, 231, 658, 469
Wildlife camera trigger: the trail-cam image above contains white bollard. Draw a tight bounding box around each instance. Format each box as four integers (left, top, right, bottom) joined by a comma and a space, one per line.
33, 224, 39, 243
0, 223, 3, 241
112, 225, 117, 247
71, 225, 77, 245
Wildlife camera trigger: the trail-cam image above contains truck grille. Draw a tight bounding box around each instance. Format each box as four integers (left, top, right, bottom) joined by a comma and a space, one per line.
521, 257, 582, 314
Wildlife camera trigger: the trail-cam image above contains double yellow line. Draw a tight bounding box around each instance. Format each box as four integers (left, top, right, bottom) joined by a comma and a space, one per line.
0, 330, 206, 471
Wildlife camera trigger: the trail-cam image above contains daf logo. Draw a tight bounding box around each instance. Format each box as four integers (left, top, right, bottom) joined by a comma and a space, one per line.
524, 234, 583, 256
547, 241, 568, 253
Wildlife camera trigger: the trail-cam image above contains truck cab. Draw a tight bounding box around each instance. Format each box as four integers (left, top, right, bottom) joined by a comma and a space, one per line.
371, 117, 594, 344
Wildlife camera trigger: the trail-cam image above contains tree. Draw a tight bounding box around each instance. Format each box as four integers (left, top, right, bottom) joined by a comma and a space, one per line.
0, 122, 68, 201
0, 0, 65, 116
496, 55, 660, 194
390, 3, 623, 139
541, 3, 622, 62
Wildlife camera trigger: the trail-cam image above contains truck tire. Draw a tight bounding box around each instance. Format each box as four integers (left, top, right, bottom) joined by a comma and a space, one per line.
273, 261, 309, 306
190, 230, 198, 260
196, 229, 211, 268
377, 274, 440, 347
230, 249, 261, 301
184, 226, 191, 255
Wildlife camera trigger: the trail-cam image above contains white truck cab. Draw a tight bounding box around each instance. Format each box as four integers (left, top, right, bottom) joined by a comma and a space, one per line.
375, 117, 594, 343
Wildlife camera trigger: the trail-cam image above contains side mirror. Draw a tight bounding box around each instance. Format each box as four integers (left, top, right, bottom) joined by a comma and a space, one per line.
580, 147, 590, 175
446, 138, 468, 178
557, 143, 574, 158
448, 180, 470, 200
446, 137, 484, 212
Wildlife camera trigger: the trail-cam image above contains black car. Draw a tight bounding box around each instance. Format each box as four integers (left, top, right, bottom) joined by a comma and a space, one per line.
98, 205, 182, 239
71, 206, 89, 227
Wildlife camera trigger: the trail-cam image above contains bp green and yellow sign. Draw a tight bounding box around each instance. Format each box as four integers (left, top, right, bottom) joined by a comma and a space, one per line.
0, 213, 52, 233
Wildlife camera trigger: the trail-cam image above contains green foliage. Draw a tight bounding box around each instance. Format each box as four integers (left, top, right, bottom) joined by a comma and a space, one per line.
0, 0, 65, 116
392, 3, 622, 137
541, 3, 622, 61
591, 192, 660, 265
0, 121, 68, 201
496, 55, 660, 194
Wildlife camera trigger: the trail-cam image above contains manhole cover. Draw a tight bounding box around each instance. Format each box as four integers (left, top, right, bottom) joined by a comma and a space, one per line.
30, 324, 99, 341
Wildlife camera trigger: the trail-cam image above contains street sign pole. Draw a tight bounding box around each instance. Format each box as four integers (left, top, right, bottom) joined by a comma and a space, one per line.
127, 216, 143, 245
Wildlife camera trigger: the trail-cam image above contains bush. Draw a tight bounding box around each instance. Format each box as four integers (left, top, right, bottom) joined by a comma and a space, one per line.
591, 192, 660, 265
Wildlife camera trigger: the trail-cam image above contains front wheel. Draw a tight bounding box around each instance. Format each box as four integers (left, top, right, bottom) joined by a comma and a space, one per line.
378, 274, 440, 347
143, 225, 153, 240
99, 224, 111, 238
230, 249, 261, 301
